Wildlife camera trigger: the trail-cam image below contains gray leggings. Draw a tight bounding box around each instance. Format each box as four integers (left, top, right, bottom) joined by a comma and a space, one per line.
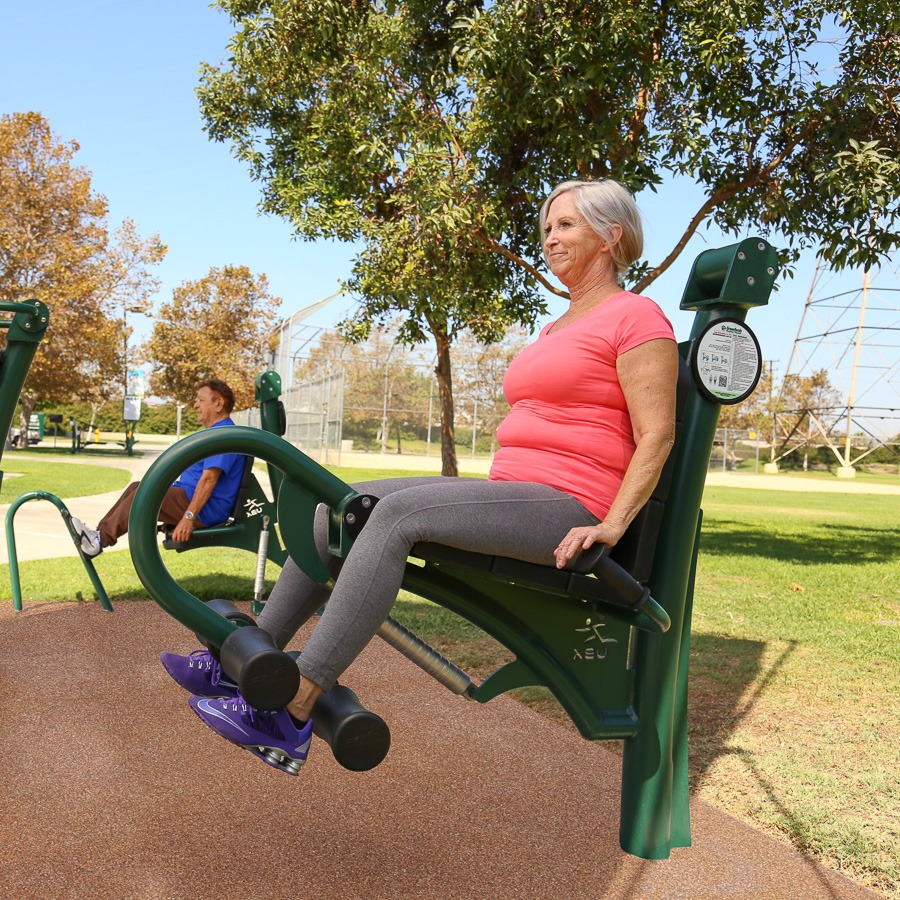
256, 476, 598, 693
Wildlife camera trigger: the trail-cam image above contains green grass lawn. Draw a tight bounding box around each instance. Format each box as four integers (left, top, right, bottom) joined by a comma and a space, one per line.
687, 488, 899, 895
1, 457, 897, 894
0, 456, 131, 503
0, 545, 282, 604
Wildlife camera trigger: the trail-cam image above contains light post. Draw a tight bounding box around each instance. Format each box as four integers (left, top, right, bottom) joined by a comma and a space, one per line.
122, 302, 148, 456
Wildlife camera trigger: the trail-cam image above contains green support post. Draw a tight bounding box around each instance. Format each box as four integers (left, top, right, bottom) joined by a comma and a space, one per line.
0, 301, 49, 480
124, 421, 137, 456
255, 370, 286, 500
619, 238, 777, 858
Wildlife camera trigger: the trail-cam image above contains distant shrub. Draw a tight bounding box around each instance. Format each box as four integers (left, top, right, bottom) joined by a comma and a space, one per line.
37, 401, 201, 435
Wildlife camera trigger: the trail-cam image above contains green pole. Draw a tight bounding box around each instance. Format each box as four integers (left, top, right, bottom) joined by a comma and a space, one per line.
619, 238, 777, 858
255, 370, 286, 499
0, 301, 49, 458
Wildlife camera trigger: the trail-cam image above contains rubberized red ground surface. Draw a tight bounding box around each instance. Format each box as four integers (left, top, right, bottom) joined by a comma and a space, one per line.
0, 601, 877, 899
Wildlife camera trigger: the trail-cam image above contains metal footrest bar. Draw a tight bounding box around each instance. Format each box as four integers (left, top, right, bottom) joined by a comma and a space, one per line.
377, 615, 473, 697
6, 490, 113, 612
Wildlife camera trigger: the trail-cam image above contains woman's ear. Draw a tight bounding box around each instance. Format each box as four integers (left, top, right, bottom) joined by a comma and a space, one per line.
606, 222, 624, 249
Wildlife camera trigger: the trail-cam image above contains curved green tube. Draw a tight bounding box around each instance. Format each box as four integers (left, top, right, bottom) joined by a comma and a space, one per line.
129, 426, 357, 649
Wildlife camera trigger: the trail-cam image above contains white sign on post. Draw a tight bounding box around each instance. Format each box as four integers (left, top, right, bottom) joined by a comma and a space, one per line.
690, 319, 762, 405
123, 395, 142, 422
127, 370, 146, 397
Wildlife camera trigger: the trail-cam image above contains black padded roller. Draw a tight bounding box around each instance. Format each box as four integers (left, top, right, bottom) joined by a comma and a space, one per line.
312, 684, 391, 772
195, 598, 257, 650
219, 625, 301, 710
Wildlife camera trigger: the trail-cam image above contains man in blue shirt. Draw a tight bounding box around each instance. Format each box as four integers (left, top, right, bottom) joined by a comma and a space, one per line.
72, 379, 245, 557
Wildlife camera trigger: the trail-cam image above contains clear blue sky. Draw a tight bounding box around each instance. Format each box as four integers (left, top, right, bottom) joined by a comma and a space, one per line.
0, 0, 869, 384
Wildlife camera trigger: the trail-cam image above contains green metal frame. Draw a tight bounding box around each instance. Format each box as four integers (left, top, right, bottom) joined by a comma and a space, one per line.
128, 238, 777, 860
0, 300, 49, 470
0, 300, 114, 611
6, 490, 113, 612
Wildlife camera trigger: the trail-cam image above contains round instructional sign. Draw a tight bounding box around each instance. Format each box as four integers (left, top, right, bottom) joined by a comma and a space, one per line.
690, 318, 762, 404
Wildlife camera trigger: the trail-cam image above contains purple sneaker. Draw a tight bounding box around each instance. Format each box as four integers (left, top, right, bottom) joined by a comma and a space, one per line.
189, 694, 313, 775
160, 649, 239, 698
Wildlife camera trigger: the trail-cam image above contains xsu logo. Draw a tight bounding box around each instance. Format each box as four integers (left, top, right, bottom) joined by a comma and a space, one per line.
244, 499, 265, 518
573, 616, 617, 661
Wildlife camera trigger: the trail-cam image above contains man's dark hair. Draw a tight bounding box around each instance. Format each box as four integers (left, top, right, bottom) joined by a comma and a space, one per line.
199, 379, 236, 414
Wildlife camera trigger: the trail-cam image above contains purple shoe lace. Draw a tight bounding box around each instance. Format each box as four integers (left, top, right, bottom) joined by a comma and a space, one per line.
184, 649, 228, 687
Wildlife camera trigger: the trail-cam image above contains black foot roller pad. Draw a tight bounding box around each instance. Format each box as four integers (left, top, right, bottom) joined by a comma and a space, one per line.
312, 684, 391, 772
220, 626, 301, 711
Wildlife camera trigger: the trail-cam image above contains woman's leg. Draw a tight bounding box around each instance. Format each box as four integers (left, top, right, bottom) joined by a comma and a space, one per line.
256, 476, 460, 648
290, 478, 597, 712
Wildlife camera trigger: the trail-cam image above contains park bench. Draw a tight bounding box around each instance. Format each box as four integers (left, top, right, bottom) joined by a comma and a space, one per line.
129, 238, 776, 859
69, 419, 138, 456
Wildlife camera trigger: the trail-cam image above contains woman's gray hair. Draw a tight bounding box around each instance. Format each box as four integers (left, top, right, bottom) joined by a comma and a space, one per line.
540, 179, 644, 279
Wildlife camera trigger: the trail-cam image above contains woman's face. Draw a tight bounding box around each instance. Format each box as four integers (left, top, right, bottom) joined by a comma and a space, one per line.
542, 193, 609, 287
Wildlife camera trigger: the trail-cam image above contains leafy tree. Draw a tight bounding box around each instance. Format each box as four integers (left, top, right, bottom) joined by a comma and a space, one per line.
198, 0, 899, 473
102, 218, 168, 401
0, 112, 166, 438
773, 368, 844, 468
142, 265, 281, 410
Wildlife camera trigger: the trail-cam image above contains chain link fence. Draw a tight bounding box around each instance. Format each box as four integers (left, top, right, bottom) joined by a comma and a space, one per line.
233, 371, 346, 465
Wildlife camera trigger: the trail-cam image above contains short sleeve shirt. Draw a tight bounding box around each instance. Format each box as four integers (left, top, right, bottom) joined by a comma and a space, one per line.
489, 291, 675, 519
171, 418, 246, 525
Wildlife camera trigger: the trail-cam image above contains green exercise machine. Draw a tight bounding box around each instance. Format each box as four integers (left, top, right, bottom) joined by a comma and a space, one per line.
0, 299, 114, 611
129, 238, 777, 859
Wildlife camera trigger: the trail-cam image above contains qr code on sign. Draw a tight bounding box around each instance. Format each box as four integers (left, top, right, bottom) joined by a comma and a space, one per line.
718, 375, 728, 387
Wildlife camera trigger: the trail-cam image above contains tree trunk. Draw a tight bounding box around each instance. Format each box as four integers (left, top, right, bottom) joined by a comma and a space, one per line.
17, 394, 37, 448
433, 328, 458, 477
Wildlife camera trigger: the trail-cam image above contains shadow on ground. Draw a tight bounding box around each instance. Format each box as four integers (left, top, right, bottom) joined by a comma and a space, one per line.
699, 521, 898, 565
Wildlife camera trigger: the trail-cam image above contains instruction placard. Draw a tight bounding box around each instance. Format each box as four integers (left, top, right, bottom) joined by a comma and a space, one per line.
691, 319, 761, 404
123, 395, 142, 422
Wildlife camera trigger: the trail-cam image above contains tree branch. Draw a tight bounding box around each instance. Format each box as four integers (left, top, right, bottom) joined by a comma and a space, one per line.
473, 232, 570, 298
635, 115, 823, 292
610, 0, 668, 169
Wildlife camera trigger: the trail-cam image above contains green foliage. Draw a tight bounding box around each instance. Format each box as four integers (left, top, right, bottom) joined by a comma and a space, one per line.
141, 265, 281, 410
201, 0, 898, 287
36, 401, 201, 435
199, 0, 899, 471
0, 113, 166, 427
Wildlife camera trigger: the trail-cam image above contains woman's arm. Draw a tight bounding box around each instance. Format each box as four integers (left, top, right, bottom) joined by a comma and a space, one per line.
554, 338, 678, 568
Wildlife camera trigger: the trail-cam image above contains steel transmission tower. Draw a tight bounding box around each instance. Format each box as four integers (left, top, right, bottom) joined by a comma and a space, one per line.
769, 257, 899, 475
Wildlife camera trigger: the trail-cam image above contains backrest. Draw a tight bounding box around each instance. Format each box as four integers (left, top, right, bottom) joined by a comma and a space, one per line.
608, 355, 692, 583
224, 455, 256, 524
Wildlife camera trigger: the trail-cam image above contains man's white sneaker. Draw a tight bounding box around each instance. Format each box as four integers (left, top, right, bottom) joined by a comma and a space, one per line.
70, 517, 103, 558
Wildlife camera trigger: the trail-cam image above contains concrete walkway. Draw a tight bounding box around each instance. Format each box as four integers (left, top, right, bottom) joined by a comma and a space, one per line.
0, 600, 879, 899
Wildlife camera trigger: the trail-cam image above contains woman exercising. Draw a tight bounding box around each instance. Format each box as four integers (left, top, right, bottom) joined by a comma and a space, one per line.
162, 178, 679, 774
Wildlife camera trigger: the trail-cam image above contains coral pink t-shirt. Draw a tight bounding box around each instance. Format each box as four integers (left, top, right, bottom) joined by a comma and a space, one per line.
489, 291, 675, 519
